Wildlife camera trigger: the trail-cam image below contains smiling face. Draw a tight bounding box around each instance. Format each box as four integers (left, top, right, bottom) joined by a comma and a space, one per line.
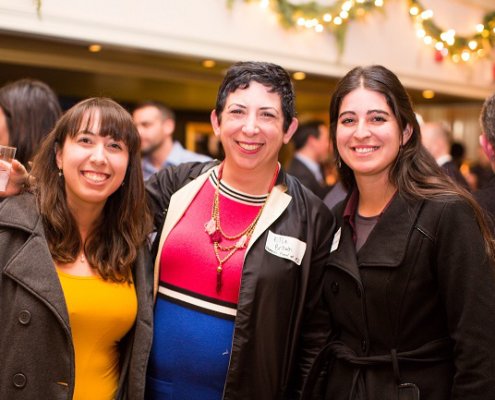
211, 81, 297, 180
336, 87, 411, 185
56, 109, 129, 211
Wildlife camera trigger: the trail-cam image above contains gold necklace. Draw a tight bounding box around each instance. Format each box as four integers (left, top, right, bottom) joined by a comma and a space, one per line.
204, 163, 279, 292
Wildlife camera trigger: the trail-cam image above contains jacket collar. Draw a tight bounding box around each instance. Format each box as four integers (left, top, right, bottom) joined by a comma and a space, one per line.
330, 194, 424, 281
0, 194, 71, 329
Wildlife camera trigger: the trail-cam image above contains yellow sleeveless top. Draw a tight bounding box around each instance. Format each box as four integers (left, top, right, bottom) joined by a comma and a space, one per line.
57, 270, 137, 400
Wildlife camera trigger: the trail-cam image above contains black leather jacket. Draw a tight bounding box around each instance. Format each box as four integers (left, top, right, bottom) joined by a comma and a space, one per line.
146, 161, 335, 400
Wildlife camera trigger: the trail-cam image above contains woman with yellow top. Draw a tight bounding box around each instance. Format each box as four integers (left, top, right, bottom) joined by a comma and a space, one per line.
0, 97, 153, 399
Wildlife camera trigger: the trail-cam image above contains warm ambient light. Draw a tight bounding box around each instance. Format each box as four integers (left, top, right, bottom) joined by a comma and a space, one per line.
422, 90, 435, 99
202, 59, 216, 68
292, 71, 306, 81
88, 44, 102, 53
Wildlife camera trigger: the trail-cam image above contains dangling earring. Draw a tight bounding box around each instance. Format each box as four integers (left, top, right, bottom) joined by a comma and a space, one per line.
336, 156, 342, 168
121, 181, 125, 188
58, 168, 63, 177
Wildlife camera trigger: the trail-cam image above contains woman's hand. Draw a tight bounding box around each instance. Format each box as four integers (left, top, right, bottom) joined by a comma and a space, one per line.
0, 160, 28, 197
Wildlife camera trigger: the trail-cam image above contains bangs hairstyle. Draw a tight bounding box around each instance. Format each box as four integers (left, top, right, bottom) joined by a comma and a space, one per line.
30, 97, 152, 283
329, 65, 495, 259
214, 61, 296, 132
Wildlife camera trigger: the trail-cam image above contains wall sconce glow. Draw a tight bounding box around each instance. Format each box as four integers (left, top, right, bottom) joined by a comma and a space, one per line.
88, 44, 102, 53
422, 90, 435, 99
292, 71, 306, 81
202, 59, 216, 68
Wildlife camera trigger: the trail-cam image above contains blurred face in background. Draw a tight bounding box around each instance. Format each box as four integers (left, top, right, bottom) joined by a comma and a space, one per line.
133, 106, 174, 156
0, 108, 9, 146
314, 124, 330, 163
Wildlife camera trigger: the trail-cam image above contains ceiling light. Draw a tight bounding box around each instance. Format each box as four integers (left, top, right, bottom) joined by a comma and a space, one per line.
422, 90, 435, 99
292, 71, 306, 80
202, 59, 216, 68
88, 44, 102, 53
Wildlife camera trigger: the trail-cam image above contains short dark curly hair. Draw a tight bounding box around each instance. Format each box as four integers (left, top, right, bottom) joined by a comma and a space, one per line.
214, 61, 296, 132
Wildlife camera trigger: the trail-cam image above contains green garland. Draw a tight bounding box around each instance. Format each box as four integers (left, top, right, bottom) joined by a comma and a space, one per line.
228, 0, 385, 53
228, 0, 495, 63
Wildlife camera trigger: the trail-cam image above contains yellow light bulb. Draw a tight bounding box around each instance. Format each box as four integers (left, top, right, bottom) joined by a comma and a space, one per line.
409, 6, 419, 16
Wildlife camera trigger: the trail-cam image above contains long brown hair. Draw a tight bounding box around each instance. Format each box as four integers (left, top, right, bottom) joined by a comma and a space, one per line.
329, 65, 495, 259
30, 97, 152, 282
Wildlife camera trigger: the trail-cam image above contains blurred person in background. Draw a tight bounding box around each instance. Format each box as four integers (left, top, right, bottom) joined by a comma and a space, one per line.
287, 119, 332, 199
133, 101, 211, 180
475, 93, 495, 231
0, 78, 62, 168
421, 121, 470, 190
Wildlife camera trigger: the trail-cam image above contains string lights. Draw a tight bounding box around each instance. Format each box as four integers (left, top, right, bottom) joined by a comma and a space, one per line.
408, 0, 495, 64
228, 0, 495, 65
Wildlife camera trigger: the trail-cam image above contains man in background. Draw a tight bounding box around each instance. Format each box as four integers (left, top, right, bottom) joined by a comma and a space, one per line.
287, 119, 331, 199
133, 101, 211, 179
475, 93, 495, 230
421, 121, 470, 190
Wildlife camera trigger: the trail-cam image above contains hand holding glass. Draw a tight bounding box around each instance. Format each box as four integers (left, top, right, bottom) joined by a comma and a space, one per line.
0, 146, 17, 192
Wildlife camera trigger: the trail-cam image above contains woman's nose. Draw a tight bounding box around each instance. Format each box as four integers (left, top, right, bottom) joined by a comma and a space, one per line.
242, 115, 260, 135
354, 121, 371, 139
90, 144, 107, 164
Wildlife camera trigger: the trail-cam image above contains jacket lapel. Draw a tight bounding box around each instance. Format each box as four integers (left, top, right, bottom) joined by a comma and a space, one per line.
357, 195, 423, 268
1, 196, 70, 330
152, 167, 213, 298
328, 222, 362, 284
247, 183, 292, 252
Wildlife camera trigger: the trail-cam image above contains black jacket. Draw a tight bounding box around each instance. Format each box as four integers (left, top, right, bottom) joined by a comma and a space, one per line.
474, 175, 495, 232
287, 157, 331, 200
303, 193, 495, 399
145, 161, 335, 399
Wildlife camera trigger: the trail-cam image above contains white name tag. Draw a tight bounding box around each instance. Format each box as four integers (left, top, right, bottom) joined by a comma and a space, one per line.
265, 231, 307, 265
330, 227, 341, 253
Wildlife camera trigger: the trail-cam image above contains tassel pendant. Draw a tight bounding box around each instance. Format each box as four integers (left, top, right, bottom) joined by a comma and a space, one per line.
216, 265, 223, 293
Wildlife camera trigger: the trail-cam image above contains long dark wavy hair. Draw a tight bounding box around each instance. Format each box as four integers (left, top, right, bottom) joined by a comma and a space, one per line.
30, 97, 152, 283
329, 65, 495, 258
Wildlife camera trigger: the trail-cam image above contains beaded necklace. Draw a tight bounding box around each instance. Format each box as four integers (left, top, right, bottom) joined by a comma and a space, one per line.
204, 163, 280, 292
